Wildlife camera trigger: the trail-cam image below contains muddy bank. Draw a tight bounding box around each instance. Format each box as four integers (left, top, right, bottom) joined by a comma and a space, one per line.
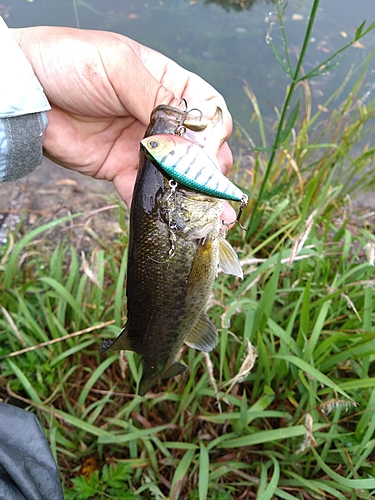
0, 157, 122, 246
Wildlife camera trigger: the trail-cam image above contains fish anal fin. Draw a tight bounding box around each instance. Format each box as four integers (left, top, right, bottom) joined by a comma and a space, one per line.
139, 377, 154, 397
218, 236, 243, 279
139, 362, 186, 396
161, 361, 186, 380
98, 323, 134, 354
185, 313, 218, 353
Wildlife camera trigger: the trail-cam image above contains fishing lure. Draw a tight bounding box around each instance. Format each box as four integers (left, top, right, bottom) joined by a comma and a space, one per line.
140, 134, 248, 205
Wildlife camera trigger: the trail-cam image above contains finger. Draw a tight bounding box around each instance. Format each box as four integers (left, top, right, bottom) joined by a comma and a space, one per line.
221, 201, 237, 227
217, 142, 233, 176
120, 37, 233, 137
113, 166, 138, 209
104, 41, 175, 125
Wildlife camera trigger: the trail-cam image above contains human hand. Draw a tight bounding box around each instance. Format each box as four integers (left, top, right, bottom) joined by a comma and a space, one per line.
11, 27, 233, 218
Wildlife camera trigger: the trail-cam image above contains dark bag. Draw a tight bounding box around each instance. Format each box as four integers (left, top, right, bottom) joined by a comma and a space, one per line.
0, 402, 63, 500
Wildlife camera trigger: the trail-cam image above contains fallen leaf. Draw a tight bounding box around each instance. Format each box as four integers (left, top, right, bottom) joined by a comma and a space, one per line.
223, 339, 258, 393
28, 212, 38, 225
80, 456, 100, 481
317, 104, 329, 112
55, 178, 77, 186
291, 13, 304, 21
316, 41, 331, 54
353, 40, 365, 49
81, 251, 103, 290
340, 30, 348, 38
128, 13, 139, 19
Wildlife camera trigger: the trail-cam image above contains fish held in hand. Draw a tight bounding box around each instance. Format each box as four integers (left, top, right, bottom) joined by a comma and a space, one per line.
99, 103, 243, 396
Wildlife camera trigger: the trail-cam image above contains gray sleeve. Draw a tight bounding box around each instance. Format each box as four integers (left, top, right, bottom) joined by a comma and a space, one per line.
0, 16, 50, 183
0, 112, 48, 182
0, 402, 64, 500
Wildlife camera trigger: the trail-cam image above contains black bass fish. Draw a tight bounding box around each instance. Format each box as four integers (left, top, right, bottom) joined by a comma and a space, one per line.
99, 103, 242, 396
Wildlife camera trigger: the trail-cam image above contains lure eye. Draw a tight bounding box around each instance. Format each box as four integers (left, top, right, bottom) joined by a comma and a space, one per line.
148, 140, 159, 149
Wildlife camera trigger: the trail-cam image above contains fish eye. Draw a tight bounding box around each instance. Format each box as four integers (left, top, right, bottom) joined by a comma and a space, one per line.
148, 140, 159, 149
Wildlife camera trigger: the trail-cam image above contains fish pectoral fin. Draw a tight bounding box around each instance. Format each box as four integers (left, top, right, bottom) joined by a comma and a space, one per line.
187, 239, 213, 293
185, 313, 218, 353
98, 323, 134, 353
218, 235, 243, 279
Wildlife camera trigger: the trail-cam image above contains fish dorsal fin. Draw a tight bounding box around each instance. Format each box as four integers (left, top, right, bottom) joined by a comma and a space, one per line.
185, 313, 218, 353
218, 236, 243, 279
98, 323, 134, 353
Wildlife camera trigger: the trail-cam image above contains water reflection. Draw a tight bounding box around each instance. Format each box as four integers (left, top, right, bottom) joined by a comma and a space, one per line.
200, 0, 272, 12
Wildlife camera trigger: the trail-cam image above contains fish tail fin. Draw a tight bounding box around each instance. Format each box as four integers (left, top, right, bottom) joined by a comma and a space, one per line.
98, 339, 114, 354
98, 323, 133, 354
138, 362, 186, 396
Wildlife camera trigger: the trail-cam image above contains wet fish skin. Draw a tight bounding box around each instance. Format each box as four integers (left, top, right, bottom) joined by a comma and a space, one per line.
99, 104, 242, 396
137, 188, 224, 396
140, 134, 247, 203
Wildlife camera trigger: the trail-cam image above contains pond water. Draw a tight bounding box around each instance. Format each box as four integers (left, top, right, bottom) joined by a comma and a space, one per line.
3, 0, 375, 142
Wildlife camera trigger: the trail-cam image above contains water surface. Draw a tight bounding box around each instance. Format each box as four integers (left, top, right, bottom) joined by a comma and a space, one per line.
3, 0, 375, 140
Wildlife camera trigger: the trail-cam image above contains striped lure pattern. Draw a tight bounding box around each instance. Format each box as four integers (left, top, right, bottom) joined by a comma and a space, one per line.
140, 134, 247, 203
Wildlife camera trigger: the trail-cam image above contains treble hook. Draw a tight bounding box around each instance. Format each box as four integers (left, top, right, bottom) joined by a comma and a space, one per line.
235, 195, 249, 231
174, 100, 203, 136
177, 98, 188, 111
185, 107, 203, 122
222, 195, 249, 231
175, 105, 187, 135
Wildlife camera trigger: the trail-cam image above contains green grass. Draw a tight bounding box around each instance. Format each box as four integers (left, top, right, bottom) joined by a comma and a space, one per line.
1, 1, 375, 498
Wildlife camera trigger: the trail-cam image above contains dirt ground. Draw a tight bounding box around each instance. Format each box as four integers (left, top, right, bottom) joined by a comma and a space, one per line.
0, 158, 122, 246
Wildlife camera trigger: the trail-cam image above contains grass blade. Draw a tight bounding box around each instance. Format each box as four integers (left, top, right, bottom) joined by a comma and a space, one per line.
199, 442, 209, 500
273, 355, 351, 400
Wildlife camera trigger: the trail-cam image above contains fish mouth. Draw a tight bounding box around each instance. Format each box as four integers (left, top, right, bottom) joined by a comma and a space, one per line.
148, 102, 214, 137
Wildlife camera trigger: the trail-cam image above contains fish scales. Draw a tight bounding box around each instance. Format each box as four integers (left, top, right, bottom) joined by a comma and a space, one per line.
124, 178, 223, 395
99, 104, 242, 396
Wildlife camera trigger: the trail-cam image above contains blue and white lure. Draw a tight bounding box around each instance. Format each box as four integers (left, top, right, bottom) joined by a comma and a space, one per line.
140, 134, 248, 204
